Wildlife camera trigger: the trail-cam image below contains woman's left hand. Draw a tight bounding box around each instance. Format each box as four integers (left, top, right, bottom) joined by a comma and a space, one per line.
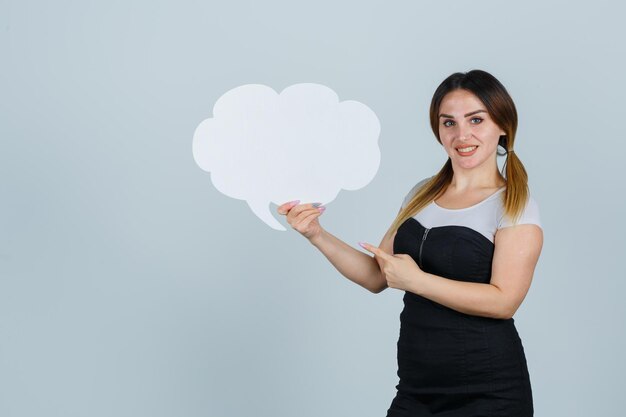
358, 242, 424, 292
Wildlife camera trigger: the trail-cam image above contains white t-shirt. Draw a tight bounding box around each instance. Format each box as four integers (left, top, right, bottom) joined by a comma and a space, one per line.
401, 177, 542, 244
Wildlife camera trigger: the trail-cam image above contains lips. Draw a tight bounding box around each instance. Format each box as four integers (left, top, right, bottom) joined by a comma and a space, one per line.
456, 145, 478, 156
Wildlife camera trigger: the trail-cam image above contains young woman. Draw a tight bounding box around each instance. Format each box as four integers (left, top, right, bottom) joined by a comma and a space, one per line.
277, 69, 543, 416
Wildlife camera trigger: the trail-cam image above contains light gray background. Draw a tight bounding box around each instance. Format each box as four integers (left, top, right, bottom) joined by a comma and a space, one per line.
1, 1, 624, 416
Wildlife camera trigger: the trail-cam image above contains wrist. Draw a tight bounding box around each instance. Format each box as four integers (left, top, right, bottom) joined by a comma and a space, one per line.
408, 270, 428, 296
308, 228, 327, 247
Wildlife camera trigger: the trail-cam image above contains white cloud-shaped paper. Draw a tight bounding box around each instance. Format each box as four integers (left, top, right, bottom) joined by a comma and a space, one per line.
192, 83, 381, 231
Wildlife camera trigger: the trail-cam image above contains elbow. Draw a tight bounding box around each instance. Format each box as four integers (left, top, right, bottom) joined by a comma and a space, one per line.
491, 286, 518, 320
369, 283, 387, 294
369, 278, 388, 294
498, 311, 514, 320
368, 270, 388, 294
495, 304, 516, 320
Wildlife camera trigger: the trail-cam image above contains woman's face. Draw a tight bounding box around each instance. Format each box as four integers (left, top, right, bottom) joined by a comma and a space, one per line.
438, 89, 505, 172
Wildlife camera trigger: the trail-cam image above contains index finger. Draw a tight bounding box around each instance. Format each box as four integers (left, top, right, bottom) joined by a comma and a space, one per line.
359, 242, 391, 260
277, 200, 300, 215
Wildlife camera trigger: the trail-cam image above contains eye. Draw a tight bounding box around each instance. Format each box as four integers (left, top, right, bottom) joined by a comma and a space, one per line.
442, 120, 454, 127
442, 117, 483, 127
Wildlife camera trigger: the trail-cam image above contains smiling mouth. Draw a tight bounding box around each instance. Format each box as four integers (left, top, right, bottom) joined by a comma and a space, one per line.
456, 145, 478, 155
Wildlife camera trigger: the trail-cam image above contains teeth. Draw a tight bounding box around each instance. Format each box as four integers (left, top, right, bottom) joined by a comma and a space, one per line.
457, 146, 477, 152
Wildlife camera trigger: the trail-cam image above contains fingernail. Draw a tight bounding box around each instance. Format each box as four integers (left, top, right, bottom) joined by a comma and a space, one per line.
312, 202, 323, 207
358, 242, 367, 248
289, 200, 300, 205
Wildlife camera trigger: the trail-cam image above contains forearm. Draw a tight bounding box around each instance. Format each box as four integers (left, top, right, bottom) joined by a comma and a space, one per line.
309, 228, 385, 293
408, 272, 510, 319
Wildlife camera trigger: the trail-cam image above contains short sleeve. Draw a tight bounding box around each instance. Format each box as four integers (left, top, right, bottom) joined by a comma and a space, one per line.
401, 176, 432, 210
497, 195, 542, 229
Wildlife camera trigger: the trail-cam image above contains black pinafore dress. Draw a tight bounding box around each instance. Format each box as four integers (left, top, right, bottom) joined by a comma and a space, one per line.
386, 183, 539, 417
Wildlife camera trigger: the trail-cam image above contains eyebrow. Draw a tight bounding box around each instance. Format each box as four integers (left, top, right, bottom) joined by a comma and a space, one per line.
438, 109, 487, 118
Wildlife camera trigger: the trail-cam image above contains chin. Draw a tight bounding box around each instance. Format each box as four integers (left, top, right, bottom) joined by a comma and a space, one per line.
452, 157, 488, 169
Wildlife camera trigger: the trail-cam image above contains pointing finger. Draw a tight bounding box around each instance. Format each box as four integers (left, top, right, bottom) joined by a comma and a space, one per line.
277, 200, 300, 215
359, 242, 388, 259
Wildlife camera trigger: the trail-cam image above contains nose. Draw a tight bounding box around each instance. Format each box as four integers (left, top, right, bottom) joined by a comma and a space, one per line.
457, 123, 472, 141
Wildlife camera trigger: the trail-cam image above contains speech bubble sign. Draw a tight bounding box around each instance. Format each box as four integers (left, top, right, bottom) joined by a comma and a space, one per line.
192, 83, 381, 231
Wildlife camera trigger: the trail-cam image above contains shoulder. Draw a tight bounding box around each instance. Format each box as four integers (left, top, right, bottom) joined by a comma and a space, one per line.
497, 193, 542, 230
401, 176, 433, 209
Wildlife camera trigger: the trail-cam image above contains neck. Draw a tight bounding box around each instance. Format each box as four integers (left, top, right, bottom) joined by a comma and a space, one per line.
449, 163, 505, 190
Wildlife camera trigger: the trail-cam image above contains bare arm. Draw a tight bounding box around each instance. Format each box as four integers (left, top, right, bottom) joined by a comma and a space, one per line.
308, 229, 386, 293
278, 200, 399, 294
309, 208, 402, 294
405, 223, 543, 319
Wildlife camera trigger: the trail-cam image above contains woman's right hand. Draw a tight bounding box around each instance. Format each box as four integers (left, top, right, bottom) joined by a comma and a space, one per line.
277, 200, 326, 241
